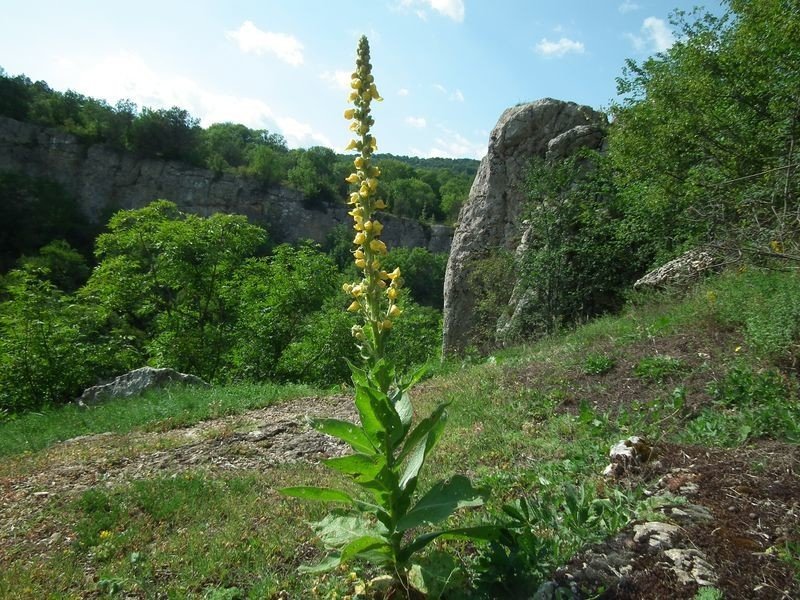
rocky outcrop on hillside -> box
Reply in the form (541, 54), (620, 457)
(442, 99), (607, 354)
(0, 116), (451, 252)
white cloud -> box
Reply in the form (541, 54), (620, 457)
(320, 69), (351, 91)
(535, 37), (585, 58)
(398, 88), (410, 96)
(618, 1), (640, 13)
(225, 21), (304, 66)
(405, 116), (427, 128)
(397, 0), (465, 23)
(433, 83), (465, 102)
(626, 17), (675, 53)
(411, 125), (485, 159)
(59, 51), (328, 148)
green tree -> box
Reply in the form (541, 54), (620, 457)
(386, 178), (438, 220)
(129, 107), (204, 164)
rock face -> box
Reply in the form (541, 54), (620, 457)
(0, 116), (451, 253)
(77, 366), (208, 406)
(442, 99), (606, 354)
(633, 248), (719, 291)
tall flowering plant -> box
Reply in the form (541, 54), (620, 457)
(282, 37), (492, 589)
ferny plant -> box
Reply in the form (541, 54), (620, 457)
(282, 36), (491, 591)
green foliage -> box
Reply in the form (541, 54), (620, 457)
(0, 172), (94, 272)
(16, 240), (90, 292)
(129, 106), (203, 164)
(286, 146), (341, 207)
(385, 299), (443, 372)
(386, 177), (438, 220)
(283, 360), (494, 581)
(464, 249), (515, 349)
(383, 247), (448, 309)
(708, 270), (800, 363)
(633, 355), (689, 382)
(475, 485), (636, 595)
(610, 0), (800, 258)
(519, 151), (638, 338)
(682, 364), (800, 446)
(84, 200), (267, 381)
(0, 269), (136, 412)
(582, 353), (615, 376)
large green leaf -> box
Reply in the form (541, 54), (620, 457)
(399, 525), (501, 564)
(297, 552), (342, 574)
(354, 382), (403, 448)
(325, 453), (383, 482)
(312, 513), (386, 549)
(397, 403), (449, 465)
(390, 389), (414, 432)
(396, 475), (488, 532)
(339, 535), (394, 567)
(280, 486), (355, 504)
(310, 417), (376, 455)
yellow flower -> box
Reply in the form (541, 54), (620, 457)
(389, 305), (402, 318)
(351, 78), (362, 89)
(388, 267), (402, 280)
(345, 173), (360, 184)
(370, 137), (378, 150)
(347, 301), (361, 313)
(342, 283), (353, 294)
(374, 199), (387, 210)
(359, 184), (370, 197)
(351, 285), (363, 297)
(387, 287), (398, 300)
(380, 319), (393, 331)
(348, 91), (359, 102)
(345, 139), (359, 151)
(355, 258), (366, 269)
(354, 156), (365, 169)
(353, 232), (367, 245)
(353, 249), (365, 259)
(369, 84), (383, 101)
(372, 220), (383, 235)
(367, 178), (378, 192)
(363, 220), (373, 232)
(349, 192), (360, 204)
(369, 239), (387, 254)
(99, 530), (111, 539)
(344, 108), (355, 120)
(770, 240), (784, 253)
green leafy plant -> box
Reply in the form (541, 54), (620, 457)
(282, 36), (492, 589)
(583, 353), (616, 375)
(633, 355), (688, 382)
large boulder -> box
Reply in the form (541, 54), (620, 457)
(76, 366), (209, 406)
(442, 99), (607, 354)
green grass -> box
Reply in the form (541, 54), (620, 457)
(0, 381), (323, 457)
(2, 268), (799, 597)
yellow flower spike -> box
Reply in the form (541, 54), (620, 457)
(387, 287), (398, 300)
(344, 108), (355, 120)
(389, 305), (402, 318)
(347, 301), (361, 313)
(369, 239), (387, 254)
(353, 232), (367, 245)
(345, 173), (360, 184)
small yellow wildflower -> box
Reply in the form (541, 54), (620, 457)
(353, 232), (367, 245)
(348, 301), (361, 313)
(387, 287), (399, 300)
(345, 173), (360, 184)
(374, 199), (387, 210)
(99, 530), (112, 540)
(354, 156), (365, 169)
(344, 108), (355, 120)
(388, 267), (401, 280)
(372, 221), (383, 235)
(389, 305), (402, 318)
(355, 258), (367, 269)
(369, 239), (387, 254)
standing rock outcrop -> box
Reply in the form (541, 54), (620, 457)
(442, 99), (606, 354)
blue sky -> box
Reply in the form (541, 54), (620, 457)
(0, 0), (724, 159)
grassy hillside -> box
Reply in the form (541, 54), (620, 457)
(1, 267), (798, 598)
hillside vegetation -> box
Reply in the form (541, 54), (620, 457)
(0, 1), (799, 596)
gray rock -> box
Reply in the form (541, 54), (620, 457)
(633, 521), (681, 549)
(442, 99), (606, 354)
(602, 436), (653, 477)
(77, 366), (209, 406)
(634, 248), (719, 291)
(0, 116), (451, 253)
(664, 548), (719, 586)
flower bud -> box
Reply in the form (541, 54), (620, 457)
(350, 78), (362, 89)
(345, 139), (359, 151)
(381, 319), (393, 331)
(347, 301), (361, 313)
(345, 173), (360, 184)
(354, 156), (365, 169)
(344, 108), (355, 120)
(374, 199), (387, 210)
(387, 287), (398, 300)
(369, 239), (387, 254)
(388, 267), (402, 280)
(353, 232), (367, 245)
(355, 258), (366, 269)
(389, 305), (402, 318)
(372, 220), (383, 235)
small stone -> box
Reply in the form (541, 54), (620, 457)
(633, 522), (681, 549)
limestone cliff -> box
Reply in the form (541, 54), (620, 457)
(0, 116), (451, 253)
(442, 99), (607, 354)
